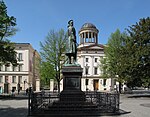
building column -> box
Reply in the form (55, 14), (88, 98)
(91, 32), (93, 42)
(96, 33), (98, 44)
(79, 34), (81, 44)
(50, 79), (54, 92)
(92, 32), (95, 42)
(36, 79), (40, 91)
(91, 56), (94, 75)
(82, 55), (85, 71)
(84, 32), (86, 43)
(82, 33), (84, 43)
(88, 32), (90, 42)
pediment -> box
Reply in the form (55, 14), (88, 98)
(78, 44), (104, 50)
(88, 45), (103, 49)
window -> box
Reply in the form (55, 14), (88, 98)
(18, 64), (23, 71)
(18, 76), (22, 83)
(0, 76), (3, 83)
(5, 76), (8, 83)
(85, 79), (89, 85)
(94, 67), (98, 75)
(95, 58), (98, 62)
(12, 66), (17, 71)
(103, 79), (107, 86)
(86, 58), (88, 62)
(5, 65), (9, 71)
(18, 53), (23, 61)
(85, 67), (89, 75)
(0, 65), (2, 71)
(12, 76), (16, 83)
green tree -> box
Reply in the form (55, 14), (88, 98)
(102, 18), (150, 90)
(100, 29), (128, 92)
(0, 1), (17, 65)
(40, 61), (55, 87)
(125, 17), (150, 88)
(40, 29), (67, 92)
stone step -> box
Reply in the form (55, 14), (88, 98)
(52, 101), (92, 105)
(30, 112), (100, 117)
(29, 110), (121, 117)
(47, 106), (98, 111)
(43, 109), (100, 116)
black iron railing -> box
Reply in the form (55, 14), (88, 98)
(28, 91), (59, 116)
(85, 91), (120, 112)
(28, 91), (120, 116)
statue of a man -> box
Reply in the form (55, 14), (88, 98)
(65, 20), (77, 64)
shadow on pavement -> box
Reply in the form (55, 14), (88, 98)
(0, 107), (28, 117)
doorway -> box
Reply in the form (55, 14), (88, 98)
(4, 83), (9, 93)
(93, 79), (99, 91)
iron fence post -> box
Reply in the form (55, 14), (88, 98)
(28, 87), (32, 116)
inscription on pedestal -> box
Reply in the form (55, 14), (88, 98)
(65, 77), (80, 89)
(62, 66), (82, 90)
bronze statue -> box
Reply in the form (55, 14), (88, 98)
(65, 20), (77, 64)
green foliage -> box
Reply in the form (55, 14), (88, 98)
(0, 1), (17, 40)
(99, 57), (109, 78)
(101, 29), (128, 81)
(40, 61), (55, 86)
(0, 1), (17, 65)
(103, 17), (150, 88)
(40, 29), (67, 91)
(125, 17), (150, 87)
(0, 40), (17, 65)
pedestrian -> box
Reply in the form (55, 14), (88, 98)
(12, 88), (15, 97)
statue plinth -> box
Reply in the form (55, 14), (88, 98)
(62, 65), (82, 90)
(60, 65), (85, 102)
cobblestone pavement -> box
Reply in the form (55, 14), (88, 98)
(0, 94), (150, 117)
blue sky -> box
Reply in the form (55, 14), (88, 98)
(4, 0), (150, 52)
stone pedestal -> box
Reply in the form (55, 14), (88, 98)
(60, 65), (85, 102)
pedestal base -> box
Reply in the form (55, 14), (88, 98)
(46, 65), (99, 116)
(60, 90), (85, 102)
(60, 65), (85, 102)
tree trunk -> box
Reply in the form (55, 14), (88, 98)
(119, 81), (122, 93)
(57, 80), (60, 93)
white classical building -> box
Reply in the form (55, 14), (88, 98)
(77, 23), (113, 91)
(57, 23), (114, 92)
(0, 43), (40, 94)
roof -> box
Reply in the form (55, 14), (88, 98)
(79, 22), (99, 33)
(81, 23), (96, 29)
